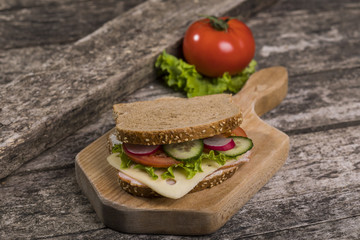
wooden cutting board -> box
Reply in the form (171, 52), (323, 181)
(75, 66), (290, 235)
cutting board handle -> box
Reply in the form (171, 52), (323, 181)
(232, 66), (288, 118)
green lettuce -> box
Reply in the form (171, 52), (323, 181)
(134, 165), (158, 180)
(161, 150), (234, 180)
(112, 144), (234, 180)
(112, 144), (132, 168)
(155, 51), (257, 97)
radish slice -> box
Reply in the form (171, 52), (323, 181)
(123, 143), (160, 156)
(203, 136), (235, 151)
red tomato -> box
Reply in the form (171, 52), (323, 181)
(183, 17), (255, 77)
(222, 127), (248, 138)
(231, 127), (247, 137)
(124, 149), (180, 168)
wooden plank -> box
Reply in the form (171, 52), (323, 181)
(2, 164), (359, 238)
(221, 186), (360, 236)
(262, 67), (360, 133)
(0, 0), (276, 179)
(249, 0), (360, 75)
(247, 0), (360, 140)
(252, 126), (360, 201)
(41, 216), (360, 240)
(49, 191), (360, 240)
(0, 0), (145, 49)
(239, 217), (360, 239)
(11, 83), (180, 175)
(0, 168), (104, 239)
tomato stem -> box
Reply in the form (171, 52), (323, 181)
(202, 15), (230, 32)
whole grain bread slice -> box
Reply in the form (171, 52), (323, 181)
(113, 94), (242, 145)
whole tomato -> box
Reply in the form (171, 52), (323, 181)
(183, 16), (255, 77)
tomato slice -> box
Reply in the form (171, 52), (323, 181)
(222, 127), (248, 138)
(231, 127), (248, 137)
(124, 149), (180, 168)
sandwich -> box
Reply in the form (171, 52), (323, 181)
(107, 94), (253, 199)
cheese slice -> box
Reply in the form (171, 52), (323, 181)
(107, 153), (240, 199)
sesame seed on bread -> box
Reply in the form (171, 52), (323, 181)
(113, 94), (242, 145)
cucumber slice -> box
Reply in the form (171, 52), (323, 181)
(217, 136), (253, 157)
(162, 140), (203, 161)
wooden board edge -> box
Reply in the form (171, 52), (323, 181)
(75, 157), (219, 234)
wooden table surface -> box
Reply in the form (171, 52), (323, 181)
(1, 0), (359, 239)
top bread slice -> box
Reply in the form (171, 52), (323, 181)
(113, 94), (242, 145)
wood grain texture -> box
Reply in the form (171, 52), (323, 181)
(0, 0), (145, 49)
(75, 67), (290, 235)
(0, 0), (276, 179)
(1, 0), (359, 238)
(250, 0), (360, 75)
(2, 126), (358, 239)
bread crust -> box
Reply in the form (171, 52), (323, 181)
(114, 114), (242, 145)
(113, 94), (243, 145)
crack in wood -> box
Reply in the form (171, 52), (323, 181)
(285, 120), (360, 136)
